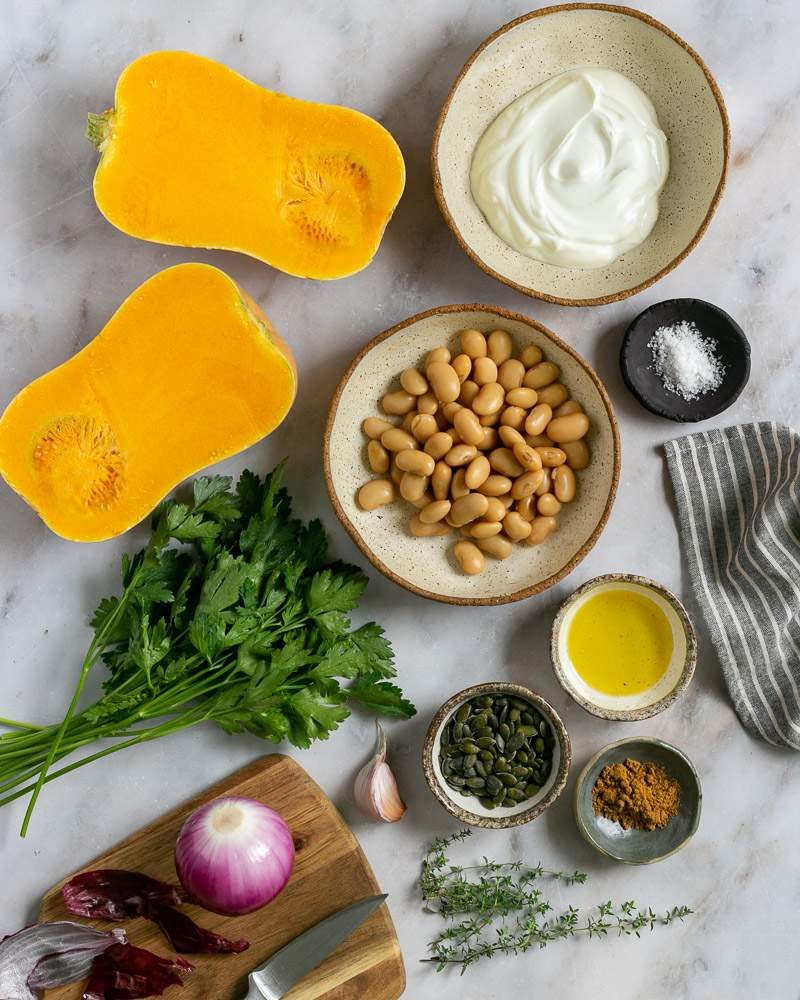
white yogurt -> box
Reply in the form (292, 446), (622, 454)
(470, 68), (669, 269)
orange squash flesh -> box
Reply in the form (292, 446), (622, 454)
(88, 51), (406, 280)
(0, 263), (296, 542)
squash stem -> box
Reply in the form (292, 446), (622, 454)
(86, 110), (113, 150)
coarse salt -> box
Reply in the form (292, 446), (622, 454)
(648, 320), (725, 401)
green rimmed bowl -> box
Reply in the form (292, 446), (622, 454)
(574, 737), (702, 864)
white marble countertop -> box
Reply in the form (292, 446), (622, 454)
(2, 1), (799, 997)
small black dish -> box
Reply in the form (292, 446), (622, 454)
(620, 299), (750, 422)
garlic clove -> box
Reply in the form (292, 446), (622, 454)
(354, 723), (407, 823)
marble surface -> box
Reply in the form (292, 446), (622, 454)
(2, 2), (799, 997)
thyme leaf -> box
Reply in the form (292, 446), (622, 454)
(421, 830), (692, 973)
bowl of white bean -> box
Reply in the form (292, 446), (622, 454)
(324, 304), (620, 605)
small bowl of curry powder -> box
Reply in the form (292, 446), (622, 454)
(574, 737), (701, 864)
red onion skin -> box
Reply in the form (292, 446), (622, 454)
(174, 797), (295, 916)
(83, 943), (192, 1000)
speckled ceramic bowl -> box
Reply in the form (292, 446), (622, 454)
(422, 682), (571, 829)
(432, 4), (730, 306)
(574, 737), (702, 863)
(324, 305), (620, 605)
(550, 574), (697, 720)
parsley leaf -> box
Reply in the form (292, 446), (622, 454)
(4, 467), (415, 832)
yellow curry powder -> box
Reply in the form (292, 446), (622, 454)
(591, 758), (680, 831)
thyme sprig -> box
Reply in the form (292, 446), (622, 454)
(421, 830), (692, 973)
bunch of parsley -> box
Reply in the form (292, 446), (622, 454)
(0, 465), (415, 835)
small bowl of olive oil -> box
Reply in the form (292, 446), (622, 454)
(550, 574), (697, 721)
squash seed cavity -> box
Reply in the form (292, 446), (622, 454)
(34, 416), (125, 511)
(281, 152), (369, 247)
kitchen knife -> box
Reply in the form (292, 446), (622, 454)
(245, 894), (388, 1000)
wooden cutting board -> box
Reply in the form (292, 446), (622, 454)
(40, 754), (405, 999)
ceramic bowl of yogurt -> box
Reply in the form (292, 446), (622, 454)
(433, 5), (729, 306)
(550, 574), (697, 720)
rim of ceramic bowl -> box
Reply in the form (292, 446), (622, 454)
(323, 303), (621, 606)
(431, 3), (731, 307)
(550, 573), (697, 720)
(422, 682), (572, 829)
(573, 736), (703, 863)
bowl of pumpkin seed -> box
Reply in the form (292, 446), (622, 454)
(422, 681), (571, 828)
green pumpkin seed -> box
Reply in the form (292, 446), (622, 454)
(505, 732), (525, 753)
(441, 694), (555, 810)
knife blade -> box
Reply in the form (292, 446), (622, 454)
(245, 894), (387, 1000)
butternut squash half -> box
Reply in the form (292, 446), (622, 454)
(87, 51), (406, 280)
(0, 263), (296, 542)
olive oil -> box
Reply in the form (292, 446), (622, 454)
(566, 589), (673, 696)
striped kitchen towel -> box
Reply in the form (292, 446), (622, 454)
(664, 422), (800, 749)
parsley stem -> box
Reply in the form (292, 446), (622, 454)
(0, 707), (209, 810)
(0, 717), (42, 732)
(19, 580), (136, 837)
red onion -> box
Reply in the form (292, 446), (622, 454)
(0, 921), (124, 999)
(174, 796), (294, 915)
